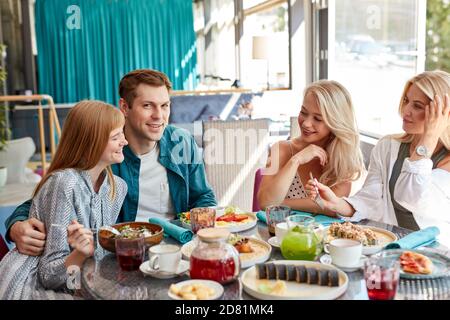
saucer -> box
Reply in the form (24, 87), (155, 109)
(319, 254), (367, 272)
(268, 236), (281, 248)
(140, 260), (189, 279)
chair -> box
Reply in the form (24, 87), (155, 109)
(202, 119), (270, 212)
(252, 168), (263, 212)
(0, 137), (42, 207)
(0, 234), (9, 261)
(0, 137), (42, 184)
(289, 116), (300, 139)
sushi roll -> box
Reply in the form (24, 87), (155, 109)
(286, 265), (296, 281)
(306, 268), (318, 284)
(328, 269), (339, 287)
(255, 263), (267, 279)
(266, 263), (277, 280)
(295, 265), (307, 283)
(318, 269), (329, 286)
(275, 264), (287, 280)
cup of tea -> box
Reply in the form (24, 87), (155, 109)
(364, 255), (400, 300)
(190, 207), (216, 234)
(115, 234), (145, 271)
(275, 222), (289, 244)
(325, 239), (362, 268)
(148, 244), (181, 274)
(265, 205), (291, 236)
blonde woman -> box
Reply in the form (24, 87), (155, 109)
(0, 100), (128, 299)
(306, 70), (450, 246)
(258, 80), (365, 214)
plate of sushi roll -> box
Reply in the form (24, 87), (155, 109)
(241, 261), (348, 300)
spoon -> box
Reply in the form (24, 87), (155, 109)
(51, 224), (121, 236)
(99, 225), (121, 236)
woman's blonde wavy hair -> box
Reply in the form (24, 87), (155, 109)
(302, 80), (365, 187)
(33, 100), (125, 199)
(395, 70), (450, 149)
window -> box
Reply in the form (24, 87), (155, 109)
(194, 0), (236, 89)
(241, 0), (290, 89)
(328, 0), (425, 136)
(193, 0), (290, 91)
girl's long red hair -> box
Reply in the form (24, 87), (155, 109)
(33, 100), (124, 199)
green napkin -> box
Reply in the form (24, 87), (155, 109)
(384, 226), (440, 250)
(256, 210), (343, 226)
(148, 217), (193, 244)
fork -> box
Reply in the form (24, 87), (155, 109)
(309, 172), (325, 210)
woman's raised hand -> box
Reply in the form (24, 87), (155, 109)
(291, 144), (328, 166)
(67, 220), (94, 258)
(424, 93), (450, 142)
(305, 179), (339, 210)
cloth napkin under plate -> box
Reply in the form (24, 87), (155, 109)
(256, 210), (343, 226)
(148, 217), (193, 244)
(384, 226), (440, 250)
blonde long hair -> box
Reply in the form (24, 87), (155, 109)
(395, 70), (450, 149)
(303, 80), (365, 187)
(33, 100), (125, 198)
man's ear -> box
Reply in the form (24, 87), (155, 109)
(119, 98), (129, 116)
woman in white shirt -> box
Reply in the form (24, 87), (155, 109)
(306, 70), (450, 246)
(258, 80), (365, 214)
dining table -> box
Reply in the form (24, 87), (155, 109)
(80, 218), (450, 300)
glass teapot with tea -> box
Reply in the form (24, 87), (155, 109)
(280, 214), (324, 260)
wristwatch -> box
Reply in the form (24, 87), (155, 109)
(415, 145), (430, 158)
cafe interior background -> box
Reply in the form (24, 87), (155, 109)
(0, 0), (449, 300)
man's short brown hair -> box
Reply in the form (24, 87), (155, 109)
(119, 69), (172, 107)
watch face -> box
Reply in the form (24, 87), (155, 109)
(416, 145), (428, 157)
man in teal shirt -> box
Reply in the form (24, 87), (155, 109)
(5, 69), (216, 256)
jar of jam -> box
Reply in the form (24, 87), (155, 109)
(189, 228), (240, 284)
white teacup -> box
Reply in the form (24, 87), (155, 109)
(325, 239), (362, 268)
(275, 222), (289, 244)
(148, 244), (181, 274)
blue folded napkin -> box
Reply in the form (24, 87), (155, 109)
(384, 226), (440, 250)
(256, 210), (343, 226)
(148, 217), (193, 244)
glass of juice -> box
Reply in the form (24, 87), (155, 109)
(265, 205), (291, 236)
(115, 234), (145, 271)
(190, 207), (216, 234)
(364, 255), (400, 300)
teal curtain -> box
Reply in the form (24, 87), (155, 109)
(35, 0), (197, 105)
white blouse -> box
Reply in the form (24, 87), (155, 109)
(343, 136), (450, 247)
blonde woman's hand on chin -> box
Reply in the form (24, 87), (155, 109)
(67, 220), (94, 258)
(291, 144), (328, 166)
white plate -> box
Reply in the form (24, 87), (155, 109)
(241, 260), (348, 300)
(268, 236), (281, 248)
(182, 213), (258, 233)
(375, 249), (450, 280)
(181, 236), (271, 269)
(324, 225), (398, 255)
(140, 260), (189, 279)
(319, 254), (368, 272)
(168, 279), (224, 300)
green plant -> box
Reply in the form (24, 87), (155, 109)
(0, 43), (9, 152)
(426, 0), (450, 72)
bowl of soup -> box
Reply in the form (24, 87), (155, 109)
(98, 222), (164, 253)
